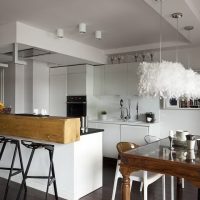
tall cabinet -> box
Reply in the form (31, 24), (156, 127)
(49, 64), (94, 117)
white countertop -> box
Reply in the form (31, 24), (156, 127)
(89, 119), (159, 127)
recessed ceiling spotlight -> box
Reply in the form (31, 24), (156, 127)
(79, 23), (86, 34)
(56, 28), (64, 38)
(95, 30), (102, 40)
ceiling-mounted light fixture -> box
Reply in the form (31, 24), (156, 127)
(56, 28), (64, 38)
(79, 23), (86, 34)
(95, 30), (102, 40)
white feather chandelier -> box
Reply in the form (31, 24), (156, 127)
(137, 1), (200, 99)
(138, 61), (200, 99)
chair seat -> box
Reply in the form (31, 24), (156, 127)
(118, 169), (163, 183)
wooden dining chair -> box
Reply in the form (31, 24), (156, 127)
(111, 142), (166, 200)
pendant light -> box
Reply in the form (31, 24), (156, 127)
(138, 1), (186, 98)
(184, 26), (194, 69)
(171, 12), (183, 62)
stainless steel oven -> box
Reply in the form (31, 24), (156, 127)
(66, 96), (87, 117)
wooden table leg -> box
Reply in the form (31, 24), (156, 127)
(198, 188), (200, 200)
(120, 164), (132, 200)
(176, 177), (182, 200)
(121, 174), (130, 200)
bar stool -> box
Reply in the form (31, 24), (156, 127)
(16, 140), (58, 200)
(0, 136), (27, 200)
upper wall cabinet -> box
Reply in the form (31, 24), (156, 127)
(93, 65), (105, 96)
(67, 65), (86, 95)
(127, 63), (139, 96)
(104, 63), (127, 96)
(93, 63), (139, 96)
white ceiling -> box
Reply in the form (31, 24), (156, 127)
(0, 0), (192, 51)
(1, 0), (200, 65)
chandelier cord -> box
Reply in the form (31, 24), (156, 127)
(159, 0), (163, 63)
(187, 30), (191, 69)
(176, 18), (179, 62)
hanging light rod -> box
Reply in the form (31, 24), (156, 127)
(184, 26), (194, 31)
(171, 12), (183, 19)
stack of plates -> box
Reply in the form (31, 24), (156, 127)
(173, 139), (187, 148)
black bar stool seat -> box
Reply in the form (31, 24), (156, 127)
(0, 136), (27, 200)
(16, 140), (58, 200)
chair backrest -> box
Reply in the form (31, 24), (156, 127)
(144, 135), (160, 144)
(116, 142), (139, 154)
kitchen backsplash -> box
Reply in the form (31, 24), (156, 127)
(87, 95), (160, 122)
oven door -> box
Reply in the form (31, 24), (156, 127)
(67, 102), (86, 117)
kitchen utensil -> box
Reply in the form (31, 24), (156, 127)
(196, 139), (200, 151)
(186, 134), (195, 140)
(186, 140), (196, 150)
(176, 130), (188, 141)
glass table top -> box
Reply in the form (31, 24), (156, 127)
(124, 138), (200, 165)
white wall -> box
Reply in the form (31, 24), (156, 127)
(15, 64), (25, 113)
(4, 63), (25, 113)
(4, 63), (15, 112)
(88, 95), (160, 122)
(24, 60), (33, 113)
(49, 67), (67, 116)
(32, 60), (49, 114)
(160, 110), (200, 137)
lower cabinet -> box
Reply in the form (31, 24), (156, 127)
(121, 125), (148, 145)
(88, 122), (160, 159)
(88, 122), (120, 158)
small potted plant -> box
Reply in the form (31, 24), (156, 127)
(100, 111), (107, 120)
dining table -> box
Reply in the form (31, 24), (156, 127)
(120, 137), (200, 200)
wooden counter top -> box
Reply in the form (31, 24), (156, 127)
(0, 114), (80, 144)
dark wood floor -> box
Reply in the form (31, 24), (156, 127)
(0, 158), (197, 200)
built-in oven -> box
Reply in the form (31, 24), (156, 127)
(66, 96), (87, 117)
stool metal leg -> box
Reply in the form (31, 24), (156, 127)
(0, 142), (6, 160)
(45, 150), (53, 200)
(3, 144), (17, 200)
(45, 150), (58, 200)
(51, 161), (58, 200)
(17, 142), (27, 193)
(16, 148), (35, 200)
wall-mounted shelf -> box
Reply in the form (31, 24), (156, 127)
(161, 98), (200, 110)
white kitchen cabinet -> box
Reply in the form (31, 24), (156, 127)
(93, 65), (105, 96)
(93, 63), (139, 96)
(67, 65), (86, 95)
(121, 125), (148, 145)
(49, 67), (67, 116)
(89, 122), (120, 159)
(127, 63), (139, 96)
(104, 63), (127, 96)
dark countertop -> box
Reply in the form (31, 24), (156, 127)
(81, 128), (104, 136)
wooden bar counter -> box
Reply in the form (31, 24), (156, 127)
(0, 114), (80, 144)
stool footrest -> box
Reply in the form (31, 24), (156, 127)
(26, 175), (54, 179)
(11, 170), (22, 177)
(0, 167), (22, 171)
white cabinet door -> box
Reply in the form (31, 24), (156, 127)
(49, 67), (67, 116)
(127, 63), (139, 96)
(93, 66), (105, 96)
(104, 63), (127, 96)
(96, 123), (120, 159)
(121, 125), (148, 145)
(67, 65), (86, 95)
